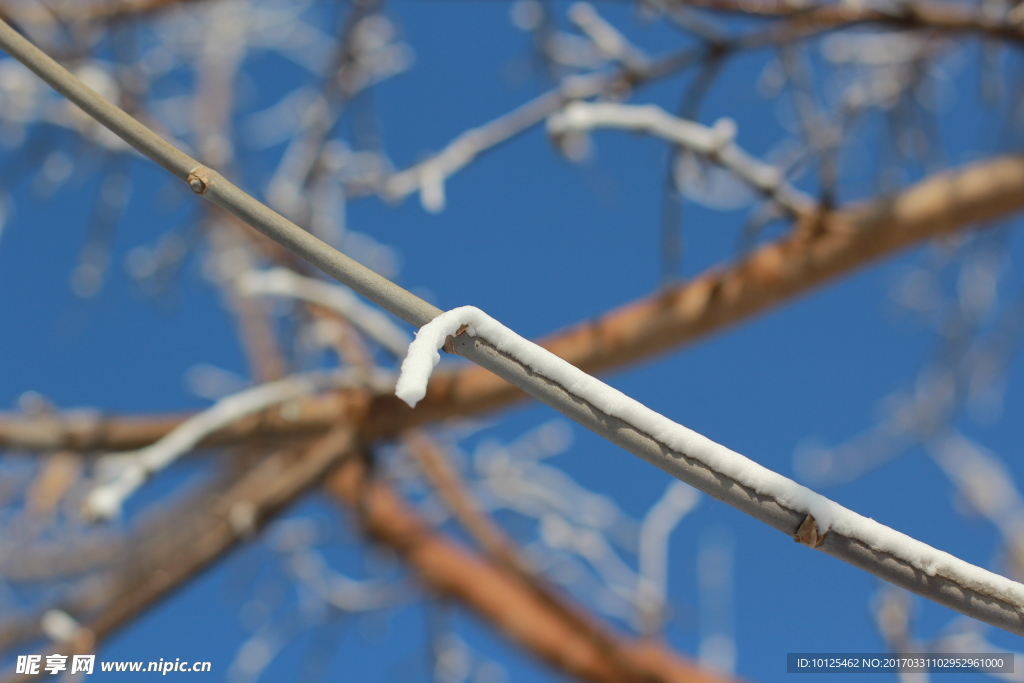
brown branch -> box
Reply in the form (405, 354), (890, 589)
(668, 0), (1024, 45)
(1, 422), (739, 683)
(403, 431), (668, 681)
(0, 423), (360, 682)
(360, 153), (1024, 435)
(403, 432), (520, 568)
(88, 429), (359, 638)
(0, 0), (215, 25)
(4, 153), (1024, 451)
(326, 456), (738, 683)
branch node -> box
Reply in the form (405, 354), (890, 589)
(794, 514), (827, 548)
(442, 324), (471, 354)
(187, 167), (211, 195)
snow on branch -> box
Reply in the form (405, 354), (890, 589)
(84, 369), (393, 521)
(637, 481), (699, 633)
(568, 3), (649, 70)
(546, 101), (815, 216)
(397, 306), (1024, 628)
(235, 267), (412, 358)
(380, 74), (609, 212)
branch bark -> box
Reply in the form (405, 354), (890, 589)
(665, 0), (1024, 45)
(0, 0), (214, 24)
(1, 424), (359, 683)
(4, 8), (1024, 643)
(326, 457), (737, 683)
(4, 153), (1024, 451)
(3, 424), (738, 683)
(360, 153), (1024, 437)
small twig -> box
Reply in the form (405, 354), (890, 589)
(0, 17), (441, 328)
(636, 481), (700, 634)
(0, 425), (361, 683)
(83, 369), (391, 520)
(547, 100), (816, 216)
(236, 267), (412, 358)
(380, 76), (606, 211)
(568, 2), (649, 70)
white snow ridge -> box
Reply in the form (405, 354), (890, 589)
(397, 305), (1024, 609)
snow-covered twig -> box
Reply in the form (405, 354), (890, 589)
(539, 514), (640, 602)
(379, 40), (705, 212)
(637, 481), (699, 633)
(546, 101), (815, 216)
(380, 73), (610, 212)
(235, 267), (411, 358)
(396, 305), (1024, 634)
(568, 3), (649, 70)
(84, 369), (393, 520)
(285, 548), (408, 611)
(928, 432), (1024, 567)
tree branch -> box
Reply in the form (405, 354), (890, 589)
(4, 14), (1024, 634)
(326, 457), (738, 683)
(360, 153), (1024, 437)
(0, 0), (215, 24)
(0, 424), (360, 683)
(4, 153), (1024, 451)
(663, 0), (1024, 46)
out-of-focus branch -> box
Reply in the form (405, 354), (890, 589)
(83, 370), (390, 520)
(546, 101), (815, 216)
(0, 0), (214, 24)
(662, 0), (1024, 46)
(403, 431), (679, 682)
(5, 153), (1024, 451)
(236, 267), (412, 358)
(404, 432), (522, 569)
(326, 457), (737, 683)
(378, 74), (613, 211)
(376, 48), (705, 211)
(0, 424), (360, 683)
(3, 432), (740, 683)
(360, 152), (1024, 436)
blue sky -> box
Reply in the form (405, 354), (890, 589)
(2, 0), (1024, 681)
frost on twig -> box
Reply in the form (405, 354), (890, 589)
(380, 75), (609, 212)
(227, 518), (409, 683)
(636, 481), (699, 633)
(235, 267), (412, 358)
(432, 420), (662, 621)
(396, 306), (1024, 624)
(568, 3), (649, 71)
(84, 369), (394, 521)
(547, 101), (815, 216)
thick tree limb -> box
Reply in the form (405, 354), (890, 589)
(326, 457), (736, 683)
(0, 424), (360, 682)
(0, 0), (214, 24)
(3, 153), (1024, 451)
(361, 153), (1024, 436)
(2, 425), (737, 683)
(665, 0), (1024, 45)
